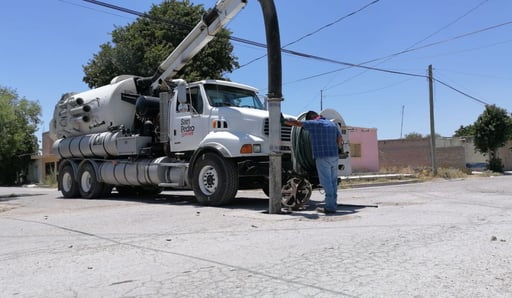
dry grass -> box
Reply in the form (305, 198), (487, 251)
(42, 171), (58, 188)
(379, 166), (470, 180)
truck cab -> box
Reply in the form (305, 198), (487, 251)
(165, 79), (293, 204)
(170, 80), (288, 156)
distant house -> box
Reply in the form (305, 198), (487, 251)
(29, 132), (59, 184)
(347, 127), (379, 173)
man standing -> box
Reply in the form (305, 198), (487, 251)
(284, 111), (343, 214)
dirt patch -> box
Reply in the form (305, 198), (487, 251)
(0, 204), (16, 213)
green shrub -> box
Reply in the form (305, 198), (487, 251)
(488, 157), (504, 173)
(42, 171), (57, 188)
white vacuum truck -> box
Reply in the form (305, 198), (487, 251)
(50, 0), (351, 206)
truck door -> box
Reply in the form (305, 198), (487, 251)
(170, 86), (208, 152)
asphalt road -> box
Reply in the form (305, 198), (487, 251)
(1, 176), (511, 297)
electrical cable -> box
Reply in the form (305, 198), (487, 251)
(80, 0), (510, 83)
(434, 78), (490, 105)
(239, 0), (381, 68)
(81, 0), (495, 106)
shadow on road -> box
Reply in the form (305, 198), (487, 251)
(55, 191), (377, 219)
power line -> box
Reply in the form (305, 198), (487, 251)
(82, 0), (193, 28)
(374, 19), (512, 63)
(83, 0), (145, 18)
(59, 0), (131, 20)
(290, 16), (512, 98)
(82, 0), (512, 81)
(81, 0), (492, 106)
(230, 36), (425, 78)
(239, 0), (381, 68)
(321, 0), (491, 91)
(394, 0), (490, 58)
(434, 78), (490, 105)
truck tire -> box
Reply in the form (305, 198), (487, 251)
(59, 164), (80, 198)
(78, 162), (105, 199)
(192, 152), (238, 206)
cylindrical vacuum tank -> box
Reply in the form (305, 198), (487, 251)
(50, 78), (138, 139)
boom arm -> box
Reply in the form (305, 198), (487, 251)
(150, 0), (247, 91)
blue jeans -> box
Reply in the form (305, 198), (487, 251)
(315, 156), (339, 211)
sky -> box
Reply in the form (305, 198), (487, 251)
(1, 0), (511, 143)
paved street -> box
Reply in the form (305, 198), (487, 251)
(1, 175), (511, 297)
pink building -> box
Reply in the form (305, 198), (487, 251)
(348, 127), (379, 173)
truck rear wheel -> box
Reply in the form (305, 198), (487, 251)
(192, 153), (238, 206)
(78, 162), (105, 199)
(59, 164), (80, 198)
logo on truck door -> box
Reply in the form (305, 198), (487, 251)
(180, 118), (195, 136)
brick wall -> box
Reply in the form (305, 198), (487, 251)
(498, 140), (512, 170)
(42, 132), (54, 155)
(379, 138), (465, 169)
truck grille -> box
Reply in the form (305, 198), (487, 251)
(263, 118), (292, 151)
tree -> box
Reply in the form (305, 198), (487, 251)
(83, 0), (238, 88)
(453, 124), (476, 137)
(473, 105), (512, 172)
(0, 86), (41, 185)
(404, 132), (424, 139)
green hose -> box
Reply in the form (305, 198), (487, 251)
(291, 115), (316, 174)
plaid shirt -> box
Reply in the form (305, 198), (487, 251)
(301, 117), (341, 159)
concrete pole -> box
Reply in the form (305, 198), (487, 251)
(428, 65), (438, 176)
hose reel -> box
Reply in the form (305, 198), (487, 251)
(281, 176), (312, 210)
(290, 113), (316, 175)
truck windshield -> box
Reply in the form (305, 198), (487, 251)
(205, 84), (264, 109)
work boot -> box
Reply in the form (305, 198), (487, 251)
(316, 207), (336, 214)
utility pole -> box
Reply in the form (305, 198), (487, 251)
(400, 105), (404, 139)
(320, 90), (323, 111)
(428, 65), (438, 176)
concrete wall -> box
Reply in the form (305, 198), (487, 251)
(378, 138), (466, 170)
(499, 140), (512, 170)
(378, 137), (512, 171)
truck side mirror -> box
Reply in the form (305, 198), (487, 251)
(176, 80), (187, 104)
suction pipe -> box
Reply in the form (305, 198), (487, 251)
(258, 0), (283, 214)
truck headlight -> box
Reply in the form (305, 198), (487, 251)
(240, 144), (261, 154)
(253, 144), (261, 153)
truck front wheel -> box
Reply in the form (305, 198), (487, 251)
(78, 162), (105, 199)
(192, 153), (238, 206)
(59, 164), (79, 198)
